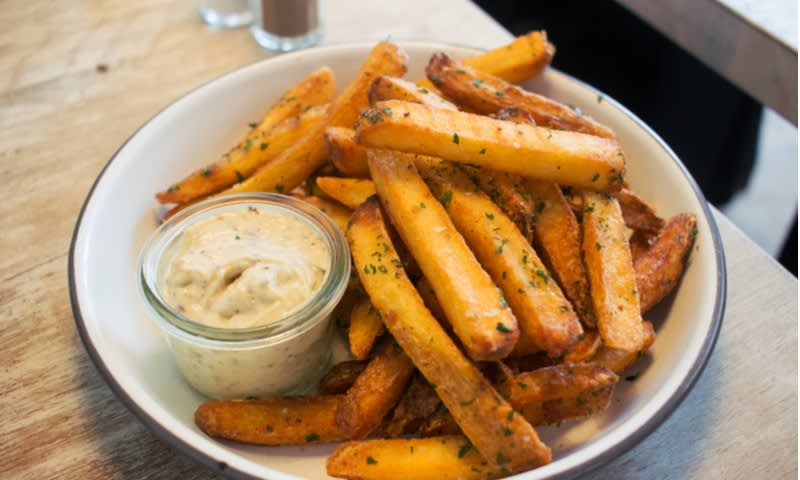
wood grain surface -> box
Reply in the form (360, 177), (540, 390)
(0, 1), (796, 479)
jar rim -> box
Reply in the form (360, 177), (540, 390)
(137, 193), (351, 346)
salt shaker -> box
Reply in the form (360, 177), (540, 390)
(250, 0), (323, 52)
(199, 0), (253, 28)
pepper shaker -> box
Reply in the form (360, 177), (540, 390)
(249, 0), (323, 52)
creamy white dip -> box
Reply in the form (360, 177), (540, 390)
(160, 207), (330, 328)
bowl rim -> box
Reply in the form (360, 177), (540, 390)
(68, 40), (726, 480)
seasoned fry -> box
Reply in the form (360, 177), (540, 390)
(491, 106), (537, 125)
(563, 330), (602, 363)
(526, 180), (596, 327)
(327, 435), (506, 480)
(355, 101), (626, 192)
(582, 191), (647, 352)
(224, 41), (407, 195)
(195, 396), (345, 445)
(326, 127), (371, 177)
(348, 197), (551, 471)
(617, 188), (665, 236)
(319, 361), (367, 395)
(299, 195), (353, 233)
(426, 52), (614, 138)
(348, 297), (385, 360)
(629, 229), (653, 263)
(593, 320), (655, 374)
(336, 340), (415, 439)
(369, 75), (458, 110)
(635, 213), (698, 312)
(415, 277), (448, 327)
(316, 177), (376, 209)
(368, 151), (519, 361)
(418, 160), (582, 358)
(498, 363), (617, 426)
(384, 374), (443, 437)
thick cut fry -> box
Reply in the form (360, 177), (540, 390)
(384, 374), (443, 437)
(327, 435), (506, 480)
(194, 396), (345, 445)
(326, 127), (371, 177)
(418, 160), (582, 358)
(563, 330), (602, 363)
(316, 177), (376, 209)
(426, 52), (615, 139)
(582, 191), (647, 352)
(157, 104), (330, 205)
(526, 180), (596, 327)
(635, 213), (698, 312)
(593, 320), (655, 374)
(336, 340), (415, 439)
(356, 101), (626, 192)
(348, 197), (551, 471)
(617, 188), (665, 236)
(319, 361), (367, 395)
(369, 75), (458, 110)
(491, 106), (537, 125)
(299, 195), (353, 234)
(368, 151), (519, 361)
(498, 363), (617, 426)
(224, 42), (407, 195)
(348, 297), (385, 360)
(415, 277), (448, 327)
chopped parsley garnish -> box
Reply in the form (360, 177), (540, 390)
(366, 456), (378, 465)
(595, 242), (603, 250)
(266, 425), (274, 432)
(201, 167), (212, 176)
(382, 107), (393, 116)
(275, 184), (284, 193)
(458, 443), (473, 458)
(439, 190), (453, 207)
(260, 142), (268, 150)
(479, 147), (486, 154)
(472, 79), (484, 86)
(248, 122), (258, 128)
(305, 433), (320, 442)
(452, 132), (460, 144)
(496, 322), (512, 333)
(592, 172), (600, 182)
(485, 212), (495, 220)
(235, 170), (245, 182)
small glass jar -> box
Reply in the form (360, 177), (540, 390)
(249, 0), (323, 52)
(138, 193), (350, 399)
(199, 0), (253, 28)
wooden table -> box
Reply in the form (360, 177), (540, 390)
(1, 1), (796, 478)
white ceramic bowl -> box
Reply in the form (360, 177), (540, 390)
(69, 42), (725, 479)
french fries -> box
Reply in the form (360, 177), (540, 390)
(299, 195), (353, 233)
(418, 159), (582, 358)
(316, 177), (376, 209)
(383, 374), (443, 437)
(368, 151), (519, 361)
(426, 52), (615, 138)
(348, 297), (385, 360)
(369, 75), (458, 110)
(319, 361), (367, 395)
(617, 188), (665, 236)
(348, 196), (551, 471)
(326, 126), (371, 177)
(195, 396), (346, 445)
(355, 100), (626, 192)
(582, 191), (648, 352)
(336, 339), (416, 439)
(563, 330), (602, 363)
(593, 320), (656, 374)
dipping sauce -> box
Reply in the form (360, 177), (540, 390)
(160, 207), (330, 328)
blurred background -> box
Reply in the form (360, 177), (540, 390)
(473, 0), (798, 274)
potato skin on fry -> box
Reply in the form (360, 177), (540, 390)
(348, 196), (551, 472)
(635, 213), (698, 312)
(319, 361), (367, 395)
(356, 100), (626, 192)
(326, 127), (371, 177)
(316, 177), (377, 210)
(593, 320), (656, 374)
(194, 396), (345, 445)
(369, 75), (458, 111)
(616, 188), (665, 236)
(348, 297), (385, 360)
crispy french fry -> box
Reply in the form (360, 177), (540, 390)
(368, 151), (519, 361)
(327, 435), (506, 480)
(617, 188), (665, 236)
(326, 126), (371, 177)
(316, 177), (377, 210)
(502, 354), (556, 374)
(635, 213), (698, 312)
(224, 42), (407, 195)
(491, 106), (537, 125)
(582, 191), (647, 352)
(593, 320), (655, 374)
(426, 52), (614, 138)
(498, 363), (617, 426)
(384, 374), (443, 438)
(355, 101), (626, 192)
(348, 297), (385, 360)
(369, 75), (458, 110)
(415, 277), (448, 327)
(629, 229), (653, 263)
(336, 340), (415, 439)
(526, 180), (596, 327)
(348, 197), (551, 471)
(319, 361), (367, 395)
(298, 195), (353, 234)
(563, 330), (602, 363)
(194, 396), (345, 445)
(418, 160), (582, 358)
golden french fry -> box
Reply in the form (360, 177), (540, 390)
(526, 180), (596, 327)
(635, 213), (698, 312)
(418, 160), (582, 358)
(224, 42), (407, 195)
(194, 396), (345, 445)
(383, 374), (442, 438)
(617, 188), (665, 236)
(336, 340), (415, 439)
(319, 361), (367, 395)
(316, 177), (377, 210)
(348, 196), (551, 471)
(326, 126), (371, 177)
(355, 101), (626, 192)
(582, 191), (647, 352)
(327, 435), (506, 480)
(563, 330), (602, 363)
(593, 320), (655, 374)
(426, 52), (615, 138)
(369, 75), (459, 110)
(368, 151), (519, 361)
(299, 195), (353, 234)
(415, 277), (448, 327)
(348, 297), (385, 360)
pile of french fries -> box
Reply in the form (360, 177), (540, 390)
(156, 31), (698, 479)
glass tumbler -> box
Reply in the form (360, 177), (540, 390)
(250, 0), (323, 52)
(199, 0), (253, 28)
